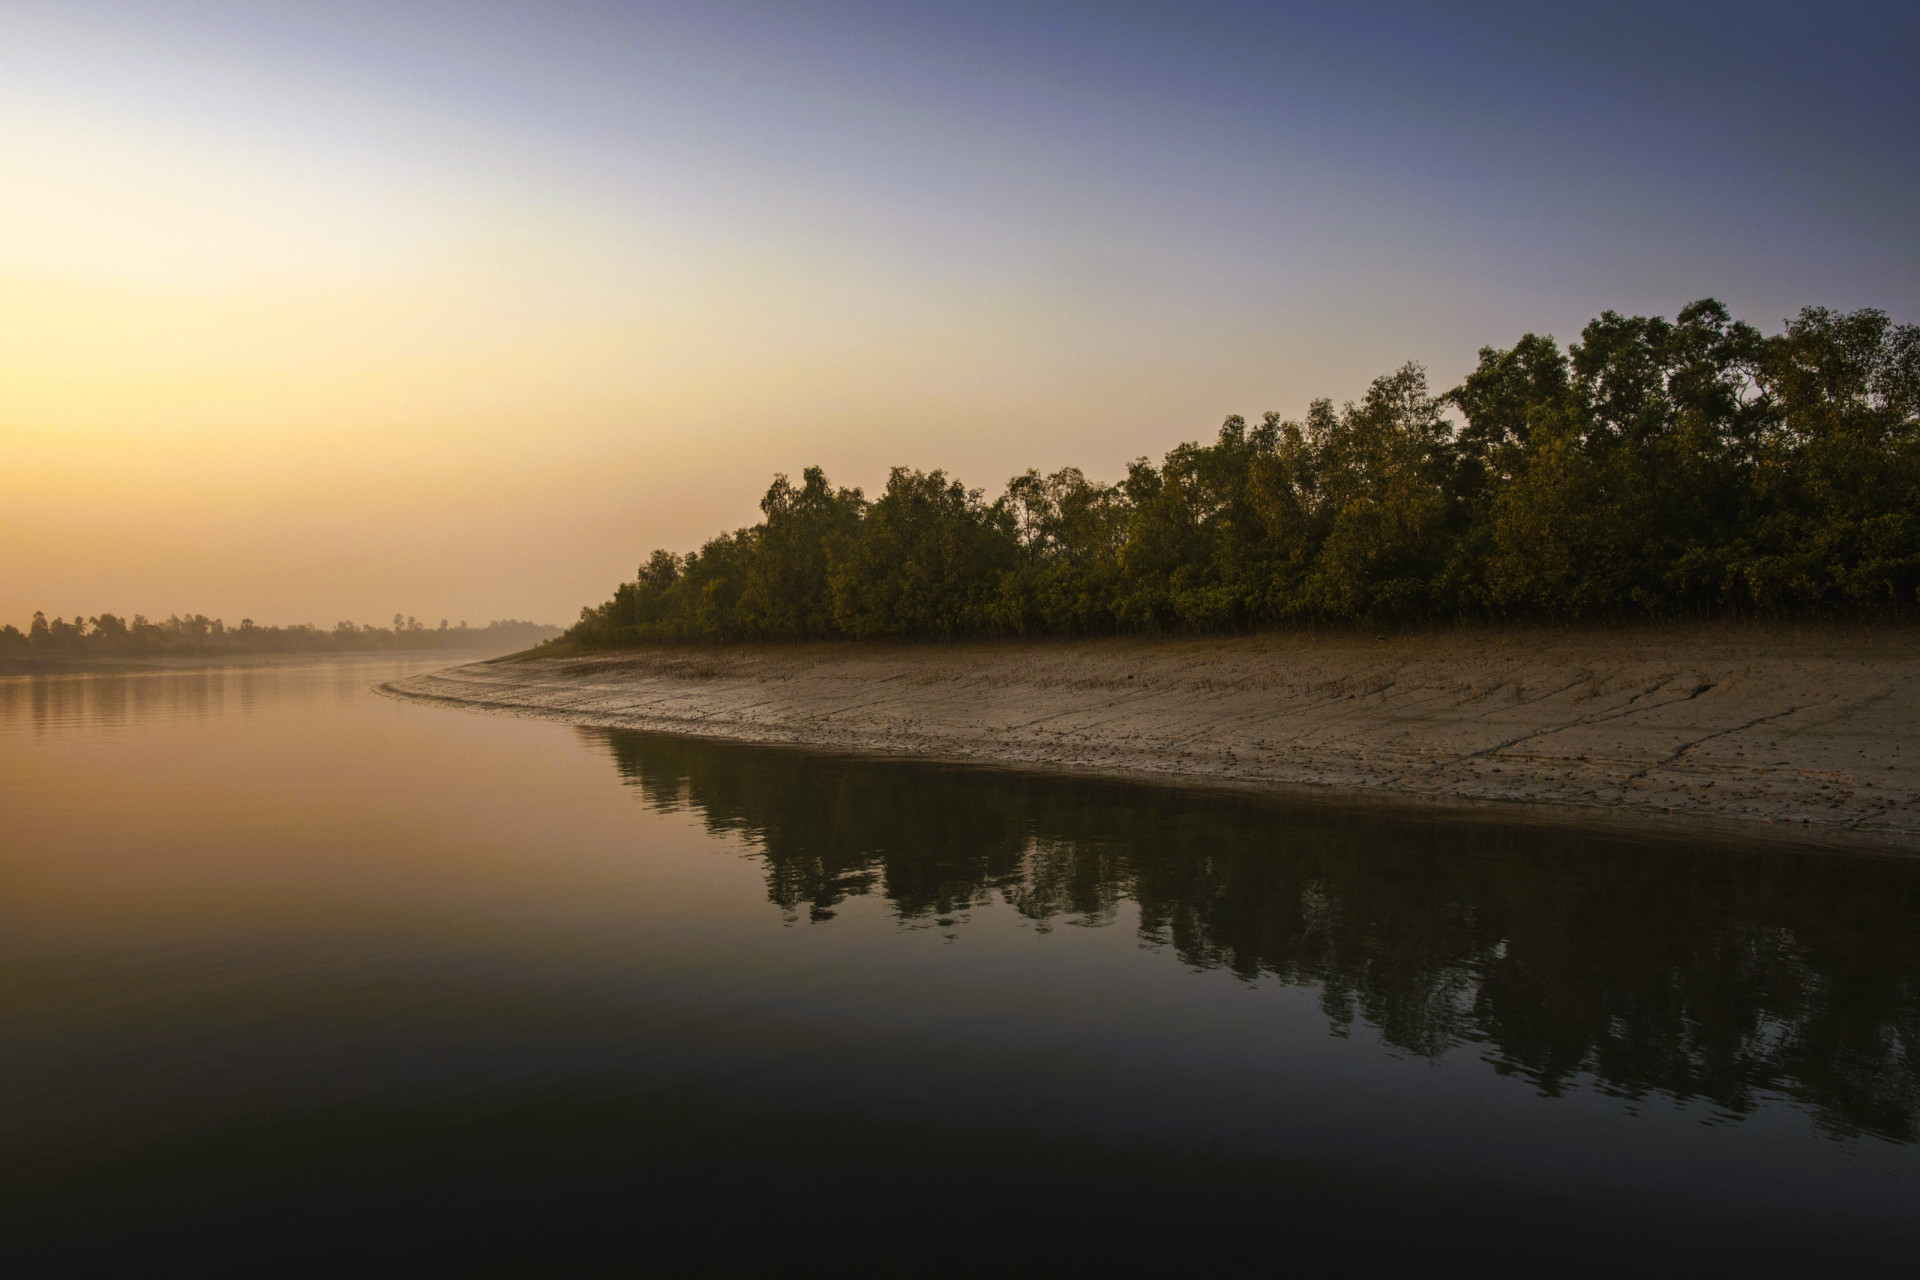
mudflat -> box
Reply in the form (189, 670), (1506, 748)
(380, 625), (1920, 846)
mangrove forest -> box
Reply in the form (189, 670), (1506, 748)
(565, 300), (1919, 645)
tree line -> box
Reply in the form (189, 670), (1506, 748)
(565, 300), (1918, 646)
(1, 612), (560, 656)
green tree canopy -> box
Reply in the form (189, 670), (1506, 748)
(562, 299), (1920, 648)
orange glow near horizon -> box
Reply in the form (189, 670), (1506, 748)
(0, 81), (1305, 628)
(5, 2), (1913, 628)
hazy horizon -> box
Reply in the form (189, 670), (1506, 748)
(6, 0), (1916, 626)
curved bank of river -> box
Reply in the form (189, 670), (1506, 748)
(380, 625), (1920, 847)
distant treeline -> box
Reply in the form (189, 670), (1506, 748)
(1, 612), (560, 657)
(566, 300), (1918, 646)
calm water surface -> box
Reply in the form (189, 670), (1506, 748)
(2, 656), (1916, 1272)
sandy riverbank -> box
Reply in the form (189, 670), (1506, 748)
(379, 626), (1920, 847)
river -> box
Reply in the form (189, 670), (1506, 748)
(2, 655), (1914, 1272)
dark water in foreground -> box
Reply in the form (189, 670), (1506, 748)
(2, 657), (1916, 1273)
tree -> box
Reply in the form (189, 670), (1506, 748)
(1301, 364), (1453, 621)
(830, 468), (1015, 638)
(1735, 307), (1920, 611)
(735, 468), (865, 639)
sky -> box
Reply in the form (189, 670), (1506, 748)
(3, 0), (1915, 628)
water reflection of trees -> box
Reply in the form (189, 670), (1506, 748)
(0, 664), (383, 733)
(593, 729), (1920, 1143)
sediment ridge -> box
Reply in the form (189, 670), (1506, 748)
(379, 626), (1920, 847)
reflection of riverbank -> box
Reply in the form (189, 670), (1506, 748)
(381, 626), (1920, 843)
(1, 648), (529, 678)
(0, 653), (474, 732)
(0, 647), (532, 678)
(591, 726), (1920, 1146)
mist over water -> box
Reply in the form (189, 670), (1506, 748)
(3, 656), (1915, 1270)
